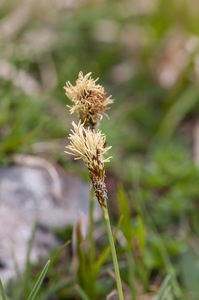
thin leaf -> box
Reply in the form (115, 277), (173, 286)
(38, 278), (75, 300)
(24, 218), (39, 296)
(156, 275), (171, 300)
(180, 247), (199, 296)
(136, 215), (145, 252)
(131, 192), (145, 252)
(156, 86), (199, 139)
(11, 248), (22, 282)
(76, 219), (92, 296)
(118, 185), (132, 241)
(49, 240), (71, 268)
(161, 286), (171, 300)
(23, 118), (49, 145)
(27, 260), (50, 300)
(0, 279), (7, 300)
(132, 191), (182, 298)
(75, 285), (91, 300)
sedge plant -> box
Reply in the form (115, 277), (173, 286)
(64, 72), (124, 299)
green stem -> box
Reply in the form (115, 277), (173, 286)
(89, 189), (95, 266)
(102, 204), (124, 300)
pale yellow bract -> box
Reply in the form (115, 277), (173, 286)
(65, 121), (112, 172)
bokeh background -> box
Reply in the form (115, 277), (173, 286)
(1, 0), (199, 299)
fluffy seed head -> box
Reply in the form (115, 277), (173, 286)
(64, 72), (114, 127)
(65, 121), (112, 172)
(65, 121), (112, 207)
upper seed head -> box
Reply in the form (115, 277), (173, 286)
(64, 72), (114, 128)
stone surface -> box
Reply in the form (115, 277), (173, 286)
(0, 165), (101, 284)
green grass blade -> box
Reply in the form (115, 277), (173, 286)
(23, 118), (49, 145)
(27, 260), (50, 300)
(49, 240), (71, 267)
(155, 275), (171, 300)
(0, 279), (7, 300)
(161, 286), (171, 300)
(132, 190), (182, 298)
(155, 85), (199, 139)
(76, 220), (92, 295)
(118, 185), (132, 241)
(11, 248), (22, 282)
(25, 218), (39, 295)
(75, 285), (91, 300)
(38, 278), (75, 300)
(32, 240), (71, 288)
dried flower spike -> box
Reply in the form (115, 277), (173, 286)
(65, 121), (112, 208)
(64, 72), (114, 128)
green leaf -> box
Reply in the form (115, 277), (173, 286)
(156, 275), (171, 300)
(180, 247), (199, 296)
(24, 219), (39, 296)
(132, 192), (182, 298)
(27, 260), (50, 300)
(0, 279), (7, 300)
(75, 220), (94, 297)
(11, 248), (22, 282)
(161, 286), (171, 300)
(136, 215), (145, 252)
(75, 285), (91, 300)
(118, 185), (132, 242)
(38, 278), (75, 300)
(49, 240), (71, 268)
(156, 86), (199, 139)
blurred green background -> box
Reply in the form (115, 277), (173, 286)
(1, 0), (199, 299)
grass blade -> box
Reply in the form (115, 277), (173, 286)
(118, 185), (132, 241)
(156, 275), (171, 300)
(75, 285), (91, 300)
(38, 278), (75, 300)
(25, 218), (39, 296)
(11, 248), (22, 282)
(155, 85), (199, 139)
(27, 260), (50, 300)
(0, 279), (7, 300)
(161, 286), (171, 300)
(132, 189), (182, 298)
(49, 240), (71, 267)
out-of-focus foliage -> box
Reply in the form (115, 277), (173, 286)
(1, 0), (199, 299)
(137, 143), (199, 231)
(1, 0), (199, 166)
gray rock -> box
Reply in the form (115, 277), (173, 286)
(0, 165), (101, 285)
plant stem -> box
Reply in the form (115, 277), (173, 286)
(102, 204), (124, 300)
(88, 189), (97, 299)
(89, 189), (95, 266)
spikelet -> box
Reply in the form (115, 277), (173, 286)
(64, 72), (114, 128)
(65, 121), (112, 207)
